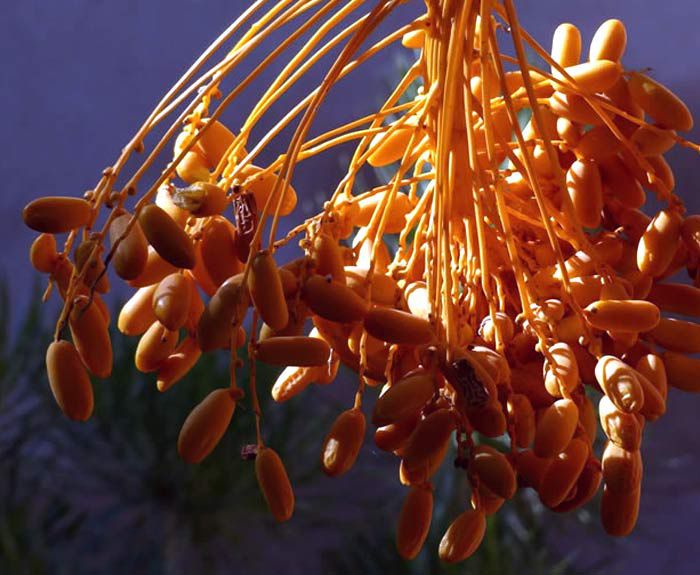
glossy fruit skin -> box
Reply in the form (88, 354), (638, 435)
(30, 233), (58, 273)
(255, 447), (295, 522)
(177, 389), (236, 463)
(45, 340), (94, 421)
(256, 336), (330, 367)
(68, 295), (113, 379)
(138, 204), (195, 270)
(320, 408), (366, 477)
(152, 273), (192, 331)
(110, 211), (149, 281)
(438, 509), (486, 564)
(248, 250), (288, 331)
(23, 197), (92, 234)
(396, 484), (433, 560)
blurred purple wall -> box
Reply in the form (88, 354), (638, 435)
(3, 2), (700, 573)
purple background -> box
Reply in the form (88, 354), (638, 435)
(3, 1), (700, 573)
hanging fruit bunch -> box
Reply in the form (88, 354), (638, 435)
(23, 0), (700, 564)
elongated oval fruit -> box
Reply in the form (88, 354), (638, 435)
(552, 249), (597, 280)
(438, 509), (486, 564)
(468, 401), (507, 438)
(556, 60), (621, 94)
(239, 164), (297, 216)
(248, 250), (288, 331)
(118, 285), (157, 336)
(363, 307), (433, 346)
(171, 182), (228, 217)
(584, 299), (659, 332)
(647, 317), (700, 354)
(321, 408), (366, 477)
(507, 393), (535, 448)
(575, 126), (623, 161)
(157, 337), (202, 392)
(551, 23), (581, 75)
(173, 131), (210, 183)
(127, 246), (178, 288)
(471, 481), (505, 516)
(185, 272), (203, 332)
(600, 157), (645, 209)
(471, 445), (516, 500)
(533, 398), (579, 458)
(197, 273), (250, 352)
(569, 275), (603, 307)
(662, 352), (700, 393)
(255, 447), (295, 522)
(188, 240), (217, 297)
(601, 485), (641, 536)
(396, 484), (433, 560)
(152, 273), (192, 331)
(197, 118), (238, 169)
(628, 72), (693, 131)
(371, 369), (435, 427)
(256, 336), (330, 367)
(478, 312), (514, 346)
(138, 204), (195, 270)
(345, 267), (401, 307)
(51, 257), (75, 299)
(504, 69), (551, 97)
(69, 295), (113, 379)
(312, 233), (346, 283)
(631, 125), (676, 156)
(597, 279), (629, 300)
(135, 321), (179, 373)
(645, 154), (675, 193)
(510, 363), (552, 408)
(177, 388), (236, 463)
(199, 216), (243, 288)
(109, 211), (149, 280)
(367, 117), (419, 167)
(45, 340), (94, 421)
(566, 159), (602, 229)
(551, 458), (602, 513)
(302, 274), (369, 323)
(549, 91), (601, 125)
(374, 416), (419, 453)
(589, 19), (626, 61)
(399, 439), (449, 486)
(156, 184), (189, 226)
(637, 210), (683, 277)
(556, 116), (580, 147)
(354, 191), (412, 234)
(91, 290), (112, 324)
(23, 196), (92, 234)
(30, 233), (58, 273)
(635, 354), (667, 401)
(602, 441), (643, 493)
(538, 438), (588, 508)
(272, 366), (319, 402)
(74, 239), (109, 293)
(401, 28), (424, 49)
(598, 395), (642, 451)
(543, 342), (579, 397)
(633, 368), (666, 421)
(402, 409), (455, 474)
(512, 449), (551, 491)
(405, 281), (430, 320)
(647, 283), (700, 317)
(595, 356), (645, 413)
